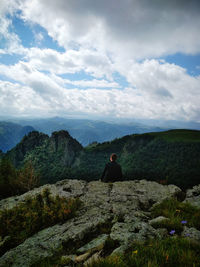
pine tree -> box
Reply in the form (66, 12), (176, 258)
(17, 160), (40, 193)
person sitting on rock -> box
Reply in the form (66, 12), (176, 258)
(101, 153), (123, 182)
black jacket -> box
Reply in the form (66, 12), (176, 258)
(101, 161), (123, 182)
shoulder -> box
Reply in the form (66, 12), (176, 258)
(105, 162), (111, 167)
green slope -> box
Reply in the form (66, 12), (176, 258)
(4, 129), (200, 190)
(149, 129), (200, 142)
(75, 130), (200, 189)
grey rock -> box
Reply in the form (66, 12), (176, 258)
(83, 251), (102, 266)
(149, 216), (169, 226)
(0, 211), (112, 267)
(184, 184), (200, 208)
(75, 251), (91, 263)
(155, 228), (168, 239)
(0, 179), (184, 267)
(111, 244), (129, 256)
(110, 221), (159, 244)
(181, 227), (200, 242)
(0, 179), (87, 211)
(77, 234), (108, 254)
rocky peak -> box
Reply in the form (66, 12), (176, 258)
(8, 131), (49, 166)
(50, 130), (82, 152)
(49, 130), (83, 166)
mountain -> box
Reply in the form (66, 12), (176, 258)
(7, 130), (83, 183)
(138, 118), (200, 130)
(13, 117), (165, 146)
(0, 122), (35, 152)
(5, 129), (200, 189)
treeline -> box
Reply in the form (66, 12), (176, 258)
(0, 158), (39, 200)
(72, 135), (200, 190)
(1, 129), (200, 193)
(121, 139), (200, 189)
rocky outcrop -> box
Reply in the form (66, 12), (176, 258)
(0, 179), (199, 267)
(184, 184), (200, 208)
(50, 130), (83, 166)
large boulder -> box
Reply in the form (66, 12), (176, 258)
(0, 179), (183, 266)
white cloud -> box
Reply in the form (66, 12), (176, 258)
(0, 0), (200, 122)
(24, 47), (114, 79)
(0, 80), (51, 117)
(34, 32), (44, 44)
(51, 74), (119, 89)
(64, 79), (119, 89)
(18, 0), (200, 59)
(0, 59), (199, 121)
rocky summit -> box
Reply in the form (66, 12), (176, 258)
(0, 179), (200, 267)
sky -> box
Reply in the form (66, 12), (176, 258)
(0, 0), (200, 122)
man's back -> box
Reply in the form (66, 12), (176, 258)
(101, 161), (122, 182)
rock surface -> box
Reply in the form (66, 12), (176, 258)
(181, 227), (200, 242)
(184, 184), (200, 208)
(0, 179), (196, 267)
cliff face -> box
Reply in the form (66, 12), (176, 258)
(50, 130), (83, 166)
(6, 130), (83, 182)
(1, 179), (199, 267)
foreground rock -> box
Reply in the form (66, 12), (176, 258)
(184, 184), (200, 208)
(0, 179), (187, 267)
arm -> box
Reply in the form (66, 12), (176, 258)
(101, 164), (107, 182)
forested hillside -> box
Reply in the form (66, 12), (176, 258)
(1, 129), (199, 193)
(75, 130), (200, 189)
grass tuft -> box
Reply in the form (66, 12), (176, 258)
(88, 237), (200, 267)
(151, 198), (200, 232)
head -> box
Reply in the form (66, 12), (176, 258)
(110, 153), (117, 162)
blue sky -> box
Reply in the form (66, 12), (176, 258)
(0, 0), (200, 122)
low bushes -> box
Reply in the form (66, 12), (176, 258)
(0, 188), (81, 254)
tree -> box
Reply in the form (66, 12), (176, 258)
(17, 160), (40, 193)
(0, 157), (17, 199)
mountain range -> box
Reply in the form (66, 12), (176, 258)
(2, 128), (200, 190)
(12, 117), (166, 145)
(0, 118), (165, 152)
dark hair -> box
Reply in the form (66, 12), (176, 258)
(110, 153), (117, 161)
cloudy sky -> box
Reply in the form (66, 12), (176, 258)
(0, 0), (200, 122)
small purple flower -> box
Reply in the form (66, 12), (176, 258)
(181, 220), (187, 224)
(169, 230), (175, 235)
(185, 233), (190, 237)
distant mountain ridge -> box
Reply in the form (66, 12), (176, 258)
(10, 117), (166, 146)
(0, 122), (35, 152)
(3, 128), (200, 189)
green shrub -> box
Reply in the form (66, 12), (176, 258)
(0, 158), (40, 199)
(0, 189), (81, 254)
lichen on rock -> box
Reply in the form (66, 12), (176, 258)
(0, 179), (198, 267)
